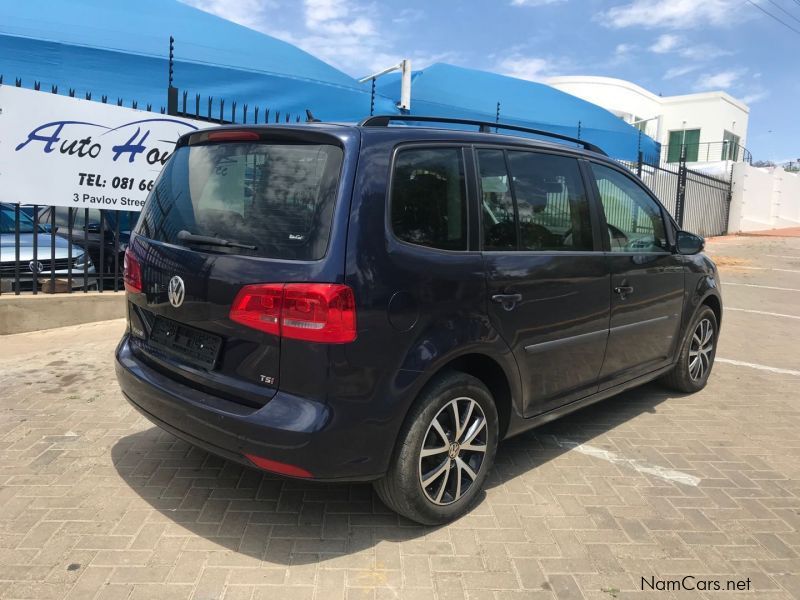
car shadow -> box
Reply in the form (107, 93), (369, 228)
(110, 382), (674, 566)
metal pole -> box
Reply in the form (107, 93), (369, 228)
(675, 145), (688, 228)
(399, 59), (411, 111)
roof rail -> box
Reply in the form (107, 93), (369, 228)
(359, 115), (607, 156)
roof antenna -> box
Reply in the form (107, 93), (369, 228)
(305, 109), (320, 123)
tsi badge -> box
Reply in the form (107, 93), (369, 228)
(167, 275), (185, 308)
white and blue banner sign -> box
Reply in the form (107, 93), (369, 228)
(0, 86), (205, 211)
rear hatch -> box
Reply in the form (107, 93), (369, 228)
(125, 126), (355, 408)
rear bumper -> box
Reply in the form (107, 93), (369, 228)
(115, 334), (386, 481)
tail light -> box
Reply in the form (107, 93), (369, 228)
(229, 284), (283, 336)
(123, 247), (142, 293)
(230, 283), (356, 343)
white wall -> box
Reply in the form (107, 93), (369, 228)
(729, 164), (800, 232)
(546, 76), (750, 157)
(660, 94), (749, 156)
(547, 77), (662, 139)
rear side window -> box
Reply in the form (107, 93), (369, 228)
(391, 148), (467, 251)
(136, 142), (344, 260)
(478, 149), (593, 251)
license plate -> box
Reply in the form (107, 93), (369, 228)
(149, 316), (221, 369)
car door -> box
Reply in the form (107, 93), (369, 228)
(479, 148), (611, 417)
(589, 162), (685, 387)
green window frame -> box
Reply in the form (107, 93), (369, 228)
(667, 129), (700, 163)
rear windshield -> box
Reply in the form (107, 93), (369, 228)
(136, 141), (344, 260)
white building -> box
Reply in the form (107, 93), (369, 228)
(547, 76), (750, 164)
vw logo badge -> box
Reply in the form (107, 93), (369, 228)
(28, 260), (44, 274)
(167, 275), (185, 308)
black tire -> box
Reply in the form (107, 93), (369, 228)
(373, 371), (499, 525)
(660, 306), (718, 393)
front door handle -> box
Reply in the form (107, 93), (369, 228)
(614, 286), (634, 300)
(492, 293), (522, 310)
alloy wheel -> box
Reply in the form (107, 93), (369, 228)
(418, 397), (488, 505)
(689, 317), (714, 381)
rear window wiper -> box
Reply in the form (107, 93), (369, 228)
(177, 230), (257, 250)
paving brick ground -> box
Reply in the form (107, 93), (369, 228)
(1, 235), (799, 600)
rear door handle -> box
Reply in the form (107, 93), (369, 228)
(614, 286), (634, 299)
(491, 293), (522, 310)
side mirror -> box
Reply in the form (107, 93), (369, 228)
(87, 222), (102, 234)
(676, 230), (705, 255)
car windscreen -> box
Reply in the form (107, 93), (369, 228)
(0, 206), (45, 234)
(135, 141), (344, 260)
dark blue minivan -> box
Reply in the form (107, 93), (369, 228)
(115, 116), (722, 524)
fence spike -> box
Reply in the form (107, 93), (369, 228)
(160, 107), (166, 114)
(34, 81), (41, 91)
(254, 106), (259, 123)
(69, 88), (75, 97)
(296, 115), (301, 123)
(195, 94), (200, 118)
(275, 111), (280, 123)
(265, 108), (270, 123)
(370, 77), (376, 116)
(220, 99), (225, 122)
(207, 96), (212, 119)
(117, 98), (123, 107)
(0, 74), (3, 85)
(146, 103), (152, 112)
(101, 95), (108, 104)
(15, 77), (21, 87)
(169, 36), (175, 88)
(182, 90), (188, 114)
(85, 91), (92, 100)
(132, 100), (138, 110)
(231, 101), (237, 123)
(243, 104), (248, 124)
(51, 84), (58, 94)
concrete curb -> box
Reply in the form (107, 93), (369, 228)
(0, 292), (126, 335)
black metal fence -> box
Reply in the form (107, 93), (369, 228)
(619, 147), (733, 238)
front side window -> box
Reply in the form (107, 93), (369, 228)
(391, 147), (467, 251)
(478, 149), (593, 251)
(591, 163), (668, 253)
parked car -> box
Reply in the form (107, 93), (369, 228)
(0, 204), (97, 292)
(115, 116), (722, 524)
(37, 206), (136, 282)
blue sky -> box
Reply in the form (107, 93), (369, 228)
(180, 0), (798, 162)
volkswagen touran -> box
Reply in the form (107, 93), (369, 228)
(115, 116), (722, 524)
